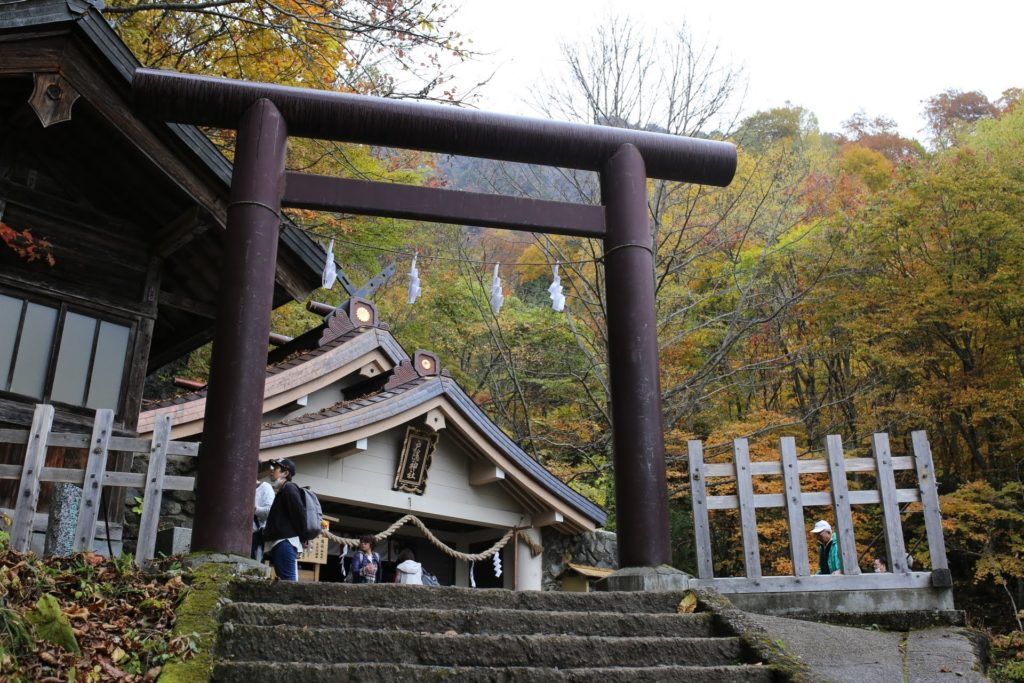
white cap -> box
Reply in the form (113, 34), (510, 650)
(811, 520), (832, 534)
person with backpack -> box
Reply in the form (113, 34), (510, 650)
(351, 535), (382, 584)
(263, 458), (304, 581)
(394, 548), (423, 584)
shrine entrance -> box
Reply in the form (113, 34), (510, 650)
(131, 68), (737, 569)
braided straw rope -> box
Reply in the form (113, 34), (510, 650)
(322, 514), (534, 562)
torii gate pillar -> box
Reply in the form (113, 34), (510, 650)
(191, 99), (287, 555)
(602, 144), (671, 567)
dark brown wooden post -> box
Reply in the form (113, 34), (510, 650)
(602, 143), (671, 567)
(191, 99), (287, 555)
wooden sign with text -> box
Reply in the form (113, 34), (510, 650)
(393, 426), (438, 495)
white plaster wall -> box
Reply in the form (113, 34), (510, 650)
(292, 425), (527, 530)
(262, 379), (356, 424)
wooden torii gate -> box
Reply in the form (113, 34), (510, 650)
(132, 69), (737, 570)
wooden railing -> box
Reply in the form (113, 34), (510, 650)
(687, 431), (950, 593)
(0, 404), (197, 566)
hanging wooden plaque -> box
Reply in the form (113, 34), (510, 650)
(393, 426), (438, 495)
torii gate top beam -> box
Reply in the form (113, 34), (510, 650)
(132, 68), (736, 186)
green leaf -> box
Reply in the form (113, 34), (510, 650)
(24, 594), (80, 655)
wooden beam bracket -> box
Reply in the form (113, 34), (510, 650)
(29, 73), (80, 128)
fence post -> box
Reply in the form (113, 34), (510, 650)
(824, 434), (860, 574)
(688, 440), (714, 579)
(779, 437), (810, 576)
(73, 409), (114, 553)
(12, 404), (54, 552)
(911, 431), (951, 586)
(733, 438), (762, 578)
(135, 415), (172, 567)
(871, 433), (908, 573)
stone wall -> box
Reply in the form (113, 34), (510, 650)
(121, 450), (197, 555)
(541, 528), (617, 590)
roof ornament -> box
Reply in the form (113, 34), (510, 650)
(28, 73), (80, 128)
(548, 264), (565, 312)
(321, 238), (337, 290)
(489, 263), (504, 315)
(383, 350), (441, 391)
(407, 252), (421, 304)
(318, 297), (378, 345)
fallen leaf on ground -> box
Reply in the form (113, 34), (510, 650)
(677, 591), (698, 613)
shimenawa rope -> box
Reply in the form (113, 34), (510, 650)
(320, 513), (539, 562)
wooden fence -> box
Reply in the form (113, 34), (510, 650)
(687, 431), (951, 594)
(0, 404), (197, 566)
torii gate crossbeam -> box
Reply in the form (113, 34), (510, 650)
(131, 68), (737, 571)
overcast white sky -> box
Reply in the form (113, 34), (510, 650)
(448, 1), (1022, 141)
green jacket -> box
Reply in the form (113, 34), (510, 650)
(816, 535), (841, 574)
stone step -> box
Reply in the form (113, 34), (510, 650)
(221, 602), (718, 638)
(213, 661), (777, 683)
(217, 624), (749, 668)
(230, 580), (689, 614)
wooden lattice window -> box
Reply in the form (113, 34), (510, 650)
(0, 291), (131, 411)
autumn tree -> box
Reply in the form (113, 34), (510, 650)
(113, 1), (473, 380)
(105, 0), (469, 100)
(840, 111), (925, 162)
(923, 88), (996, 148)
(430, 17), (847, 509)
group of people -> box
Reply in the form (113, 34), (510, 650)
(811, 519), (893, 575)
(250, 458), (428, 584)
(251, 457), (304, 581)
(252, 461), (885, 582)
(349, 536), (427, 585)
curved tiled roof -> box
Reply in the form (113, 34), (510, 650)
(142, 326), (405, 412)
(259, 375), (606, 528)
(139, 319), (606, 529)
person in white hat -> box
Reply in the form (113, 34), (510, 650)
(811, 520), (842, 575)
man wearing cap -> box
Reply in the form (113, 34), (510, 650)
(811, 520), (842, 575)
(263, 458), (304, 581)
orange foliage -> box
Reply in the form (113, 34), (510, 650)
(0, 221), (54, 266)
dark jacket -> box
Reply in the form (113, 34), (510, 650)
(263, 480), (304, 543)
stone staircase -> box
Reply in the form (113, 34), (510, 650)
(211, 581), (785, 682)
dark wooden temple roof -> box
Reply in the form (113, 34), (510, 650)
(0, 0), (325, 372)
(258, 370), (607, 529)
(136, 324), (407, 436)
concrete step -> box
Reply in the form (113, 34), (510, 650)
(213, 661), (777, 683)
(217, 624), (748, 668)
(221, 602), (718, 638)
(230, 580), (688, 614)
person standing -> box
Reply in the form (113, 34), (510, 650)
(395, 548), (423, 585)
(811, 519), (842, 575)
(263, 458), (303, 581)
(351, 535), (382, 584)
(251, 470), (275, 563)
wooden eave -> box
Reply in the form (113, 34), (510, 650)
(257, 375), (606, 533)
(138, 319), (605, 531)
(0, 4), (327, 371)
(137, 326), (405, 437)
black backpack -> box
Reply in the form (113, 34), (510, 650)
(298, 486), (323, 543)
